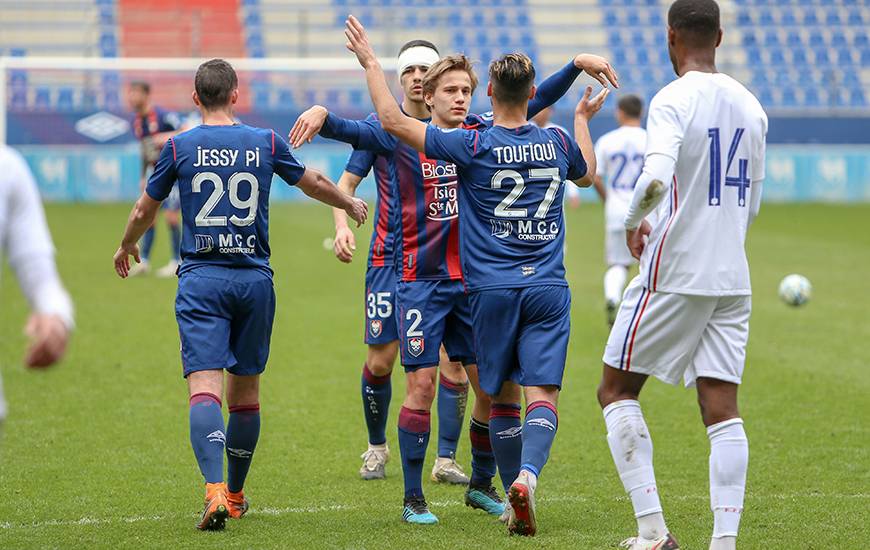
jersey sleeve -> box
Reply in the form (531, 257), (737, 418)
(552, 128), (587, 181)
(320, 112), (397, 154)
(144, 139), (178, 201)
(644, 92), (686, 162)
(345, 148), (375, 178)
(424, 126), (478, 168)
(272, 131), (306, 186)
(527, 60), (582, 119)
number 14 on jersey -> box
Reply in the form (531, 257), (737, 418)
(707, 128), (750, 207)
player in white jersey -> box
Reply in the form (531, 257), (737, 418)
(597, 1), (766, 550)
(592, 95), (647, 325)
(0, 146), (74, 424)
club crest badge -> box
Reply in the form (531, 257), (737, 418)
(369, 319), (383, 338)
(408, 337), (425, 357)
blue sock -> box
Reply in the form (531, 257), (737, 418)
(398, 406), (430, 499)
(189, 392), (225, 484)
(362, 364), (391, 446)
(437, 373), (467, 458)
(489, 403), (523, 492)
(469, 418), (496, 487)
(140, 225), (155, 262)
(169, 223), (181, 261)
(520, 401), (559, 478)
(226, 403), (260, 493)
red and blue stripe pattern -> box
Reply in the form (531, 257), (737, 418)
(646, 176), (679, 292)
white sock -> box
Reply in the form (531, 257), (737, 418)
(604, 265), (628, 304)
(603, 400), (668, 540)
(709, 536), (737, 550)
(708, 418), (748, 541)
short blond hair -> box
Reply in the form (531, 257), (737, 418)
(489, 53), (536, 105)
(422, 54), (479, 97)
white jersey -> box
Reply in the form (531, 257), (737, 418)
(639, 72), (767, 296)
(595, 126), (647, 229)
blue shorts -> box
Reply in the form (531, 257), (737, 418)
(397, 279), (476, 370)
(162, 184), (180, 211)
(364, 266), (399, 345)
(469, 285), (571, 396)
(176, 265), (275, 378)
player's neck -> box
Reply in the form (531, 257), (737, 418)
(621, 119), (642, 128)
(402, 98), (430, 120)
(677, 53), (717, 77)
(492, 104), (529, 129)
(200, 109), (235, 126)
(136, 102), (152, 116)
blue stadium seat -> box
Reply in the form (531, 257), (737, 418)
(786, 31), (802, 47)
(843, 71), (860, 86)
(447, 11), (461, 26)
(453, 32), (467, 48)
(604, 11), (618, 26)
(832, 32), (847, 48)
(10, 71), (26, 88)
(780, 10), (796, 26)
(773, 69), (792, 86)
(747, 47), (762, 65)
(850, 88), (866, 107)
(613, 49), (628, 66)
(848, 9), (863, 26)
(498, 32), (512, 48)
(808, 31), (824, 48)
(770, 48), (786, 65)
(35, 88), (51, 109)
(855, 32), (868, 48)
(825, 9), (841, 26)
(838, 48), (854, 65)
(99, 6), (114, 25)
(11, 90), (27, 109)
(632, 32), (645, 48)
(742, 32), (758, 47)
(759, 9), (774, 26)
(57, 88), (74, 111)
(626, 11), (640, 27)
(814, 48), (830, 64)
(520, 32), (534, 48)
(649, 11), (663, 26)
(254, 89), (270, 107)
(516, 12), (530, 26)
(803, 9), (819, 26)
(862, 49), (870, 67)
(764, 30), (780, 48)
(349, 89), (364, 107)
(493, 12), (507, 26)
(609, 31), (622, 46)
(278, 90), (296, 110)
(782, 88), (797, 107)
(804, 87), (820, 107)
(791, 48), (808, 65)
(635, 49), (649, 65)
(10, 48), (26, 57)
(471, 12), (485, 27)
(737, 11), (751, 26)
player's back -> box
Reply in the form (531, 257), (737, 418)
(148, 124), (305, 276)
(596, 126), (647, 227)
(452, 123), (586, 291)
(642, 72), (767, 295)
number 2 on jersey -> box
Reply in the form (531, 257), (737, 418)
(492, 168), (561, 219)
(707, 128), (750, 207)
(192, 171), (260, 227)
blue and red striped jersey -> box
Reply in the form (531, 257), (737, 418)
(344, 118), (399, 269)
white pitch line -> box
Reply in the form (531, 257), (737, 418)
(0, 493), (866, 531)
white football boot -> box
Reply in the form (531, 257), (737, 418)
(618, 533), (680, 550)
(431, 456), (470, 485)
(359, 443), (390, 480)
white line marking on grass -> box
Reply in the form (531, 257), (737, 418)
(1, 493), (865, 531)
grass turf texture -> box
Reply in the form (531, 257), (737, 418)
(0, 202), (867, 549)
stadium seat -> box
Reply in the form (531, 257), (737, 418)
(57, 88), (75, 111)
(516, 13), (530, 26)
(770, 48), (786, 65)
(35, 88), (52, 110)
(849, 88), (866, 107)
(855, 33), (868, 48)
(604, 11), (618, 26)
(832, 32), (847, 48)
(780, 10), (797, 26)
(649, 11), (663, 26)
(764, 30), (780, 48)
(635, 49), (649, 65)
(847, 9), (863, 26)
(808, 31), (824, 48)
(737, 11), (751, 26)
(825, 9), (841, 26)
(838, 48), (854, 65)
(759, 9), (775, 27)
(782, 88), (797, 107)
(804, 88), (820, 107)
(626, 11), (640, 27)
(814, 48), (830, 64)
(10, 90), (27, 110)
(803, 9), (819, 26)
(742, 33), (758, 47)
(747, 47), (762, 65)
(791, 48), (808, 65)
(861, 49), (870, 67)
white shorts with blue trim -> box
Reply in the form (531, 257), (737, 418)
(602, 276), (751, 387)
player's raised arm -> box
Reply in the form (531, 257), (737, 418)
(572, 85), (610, 187)
(297, 167), (368, 227)
(344, 15), (428, 152)
(527, 54), (619, 119)
(332, 169), (366, 262)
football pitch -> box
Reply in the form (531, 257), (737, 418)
(0, 202), (867, 549)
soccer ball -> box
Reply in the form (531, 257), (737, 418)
(778, 274), (812, 307)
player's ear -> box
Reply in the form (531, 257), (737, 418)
(667, 26), (676, 48)
(715, 28), (723, 48)
(528, 84), (537, 101)
(192, 91), (201, 107)
(230, 88), (239, 105)
(486, 81), (493, 98)
(424, 91), (434, 109)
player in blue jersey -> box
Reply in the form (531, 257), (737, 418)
(112, 59), (368, 531)
(127, 81), (184, 277)
(295, 41), (473, 484)
(342, 15), (613, 535)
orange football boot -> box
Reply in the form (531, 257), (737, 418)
(196, 482), (229, 531)
(227, 489), (250, 519)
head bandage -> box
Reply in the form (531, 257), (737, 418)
(397, 46), (440, 76)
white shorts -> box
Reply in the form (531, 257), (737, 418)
(603, 276), (751, 387)
(606, 228), (636, 266)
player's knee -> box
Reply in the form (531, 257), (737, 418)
(409, 372), (437, 406)
(697, 395), (739, 427)
(596, 380), (637, 409)
(367, 359), (393, 377)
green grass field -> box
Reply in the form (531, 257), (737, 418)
(0, 202), (867, 549)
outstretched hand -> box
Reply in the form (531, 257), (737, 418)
(345, 197), (369, 227)
(575, 85), (610, 121)
(289, 105), (328, 149)
(113, 243), (141, 278)
(573, 54), (619, 89)
(344, 15), (378, 69)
